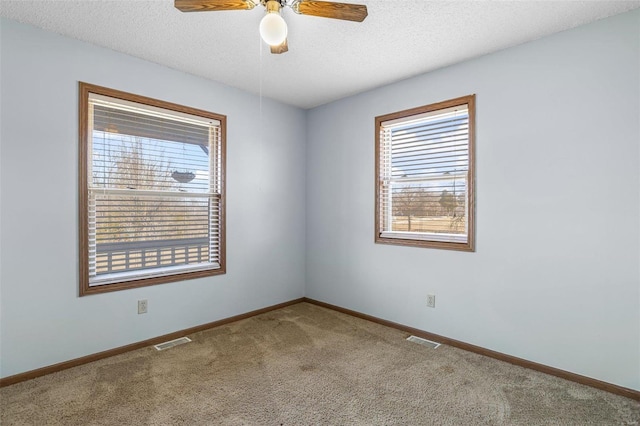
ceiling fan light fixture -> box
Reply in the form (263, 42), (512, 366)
(175, 0), (368, 53)
(260, 13), (287, 45)
(259, 1), (288, 46)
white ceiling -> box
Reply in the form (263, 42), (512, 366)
(1, 0), (638, 109)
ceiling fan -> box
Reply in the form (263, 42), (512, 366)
(174, 0), (368, 54)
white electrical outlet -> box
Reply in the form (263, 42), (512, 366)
(138, 299), (148, 314)
(427, 294), (436, 308)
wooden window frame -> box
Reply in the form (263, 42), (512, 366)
(374, 95), (476, 252)
(79, 82), (226, 296)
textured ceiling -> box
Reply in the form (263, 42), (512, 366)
(1, 0), (638, 109)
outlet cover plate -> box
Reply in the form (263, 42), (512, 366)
(138, 299), (148, 314)
(427, 294), (436, 308)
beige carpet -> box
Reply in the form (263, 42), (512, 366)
(1, 302), (638, 425)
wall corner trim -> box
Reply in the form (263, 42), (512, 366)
(2, 296), (638, 403)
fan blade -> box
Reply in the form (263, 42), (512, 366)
(175, 0), (256, 12)
(295, 1), (367, 22)
(270, 39), (289, 54)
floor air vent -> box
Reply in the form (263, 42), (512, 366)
(407, 335), (441, 349)
(154, 337), (192, 351)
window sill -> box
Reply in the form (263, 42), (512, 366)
(376, 232), (474, 252)
(81, 262), (224, 296)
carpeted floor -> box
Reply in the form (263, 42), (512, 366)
(1, 302), (638, 425)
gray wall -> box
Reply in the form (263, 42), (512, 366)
(0, 19), (306, 378)
(2, 10), (639, 392)
(305, 10), (640, 390)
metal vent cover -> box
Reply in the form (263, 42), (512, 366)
(154, 337), (192, 351)
(407, 335), (441, 349)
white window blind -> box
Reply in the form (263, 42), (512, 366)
(377, 96), (474, 249)
(87, 93), (223, 286)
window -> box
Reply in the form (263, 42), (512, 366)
(375, 95), (475, 251)
(79, 83), (226, 295)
